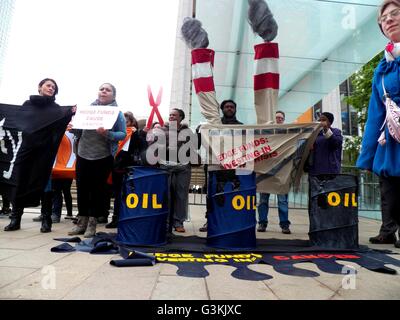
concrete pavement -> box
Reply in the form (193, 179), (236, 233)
(0, 205), (399, 300)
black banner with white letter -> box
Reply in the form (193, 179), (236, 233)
(0, 103), (73, 207)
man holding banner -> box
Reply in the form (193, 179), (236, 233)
(257, 111), (291, 234)
(199, 100), (243, 233)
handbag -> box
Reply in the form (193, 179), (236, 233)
(379, 77), (400, 145)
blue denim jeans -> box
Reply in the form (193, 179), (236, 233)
(257, 193), (290, 228)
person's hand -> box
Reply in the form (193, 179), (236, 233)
(67, 123), (73, 131)
(96, 127), (108, 136)
(143, 126), (150, 133)
(320, 120), (329, 130)
(131, 127), (137, 133)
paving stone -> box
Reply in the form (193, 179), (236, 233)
(261, 262), (337, 300)
(151, 276), (208, 300)
(0, 253), (112, 299)
(0, 249), (22, 261)
(0, 244), (72, 268)
(0, 266), (37, 288)
(0, 206), (398, 300)
(205, 264), (278, 300)
(63, 262), (160, 300)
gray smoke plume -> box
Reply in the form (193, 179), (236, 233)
(181, 17), (209, 49)
(248, 0), (278, 42)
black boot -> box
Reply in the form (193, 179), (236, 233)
(40, 192), (53, 233)
(4, 208), (23, 231)
(105, 215), (118, 229)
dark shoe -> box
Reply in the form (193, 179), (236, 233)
(174, 226), (185, 233)
(97, 216), (108, 224)
(199, 222), (208, 232)
(4, 219), (21, 231)
(281, 227), (291, 234)
(51, 215), (61, 223)
(395, 240), (400, 249)
(32, 214), (43, 222)
(257, 223), (267, 232)
(40, 218), (52, 233)
(0, 207), (11, 215)
(65, 215), (74, 220)
(4, 211), (22, 231)
(105, 219), (118, 229)
(369, 234), (396, 244)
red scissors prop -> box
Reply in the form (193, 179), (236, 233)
(146, 86), (164, 129)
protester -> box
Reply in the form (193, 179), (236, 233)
(357, 0), (400, 248)
(4, 78), (74, 232)
(105, 111), (147, 229)
(307, 112), (343, 176)
(257, 111), (290, 234)
(159, 108), (193, 233)
(199, 100), (243, 232)
(51, 178), (73, 223)
(47, 131), (76, 223)
(69, 83), (126, 238)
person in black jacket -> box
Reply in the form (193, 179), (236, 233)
(4, 78), (75, 232)
(198, 99), (243, 232)
(105, 112), (147, 228)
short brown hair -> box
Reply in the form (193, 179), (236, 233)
(275, 110), (285, 119)
(378, 0), (400, 35)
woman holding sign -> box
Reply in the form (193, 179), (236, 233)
(69, 83), (126, 238)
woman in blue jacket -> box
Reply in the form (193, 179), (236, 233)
(357, 0), (400, 249)
(69, 83), (126, 238)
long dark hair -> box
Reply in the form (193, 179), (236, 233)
(124, 111), (138, 129)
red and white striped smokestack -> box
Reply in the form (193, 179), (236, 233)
(191, 48), (222, 125)
(254, 42), (279, 124)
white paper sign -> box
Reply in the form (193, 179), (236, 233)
(121, 138), (131, 152)
(71, 106), (119, 129)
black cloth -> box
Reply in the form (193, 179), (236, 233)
(76, 155), (113, 217)
(0, 97), (73, 208)
(114, 130), (148, 170)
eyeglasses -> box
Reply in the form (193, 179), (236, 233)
(379, 8), (400, 24)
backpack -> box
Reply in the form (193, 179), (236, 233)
(378, 77), (400, 145)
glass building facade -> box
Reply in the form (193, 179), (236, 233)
(0, 0), (15, 86)
(182, 0), (386, 127)
(170, 0), (386, 217)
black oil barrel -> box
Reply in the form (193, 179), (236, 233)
(308, 174), (359, 249)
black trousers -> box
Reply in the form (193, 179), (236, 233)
(111, 169), (125, 219)
(379, 176), (400, 235)
(76, 156), (113, 218)
(1, 194), (10, 209)
(52, 179), (73, 217)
